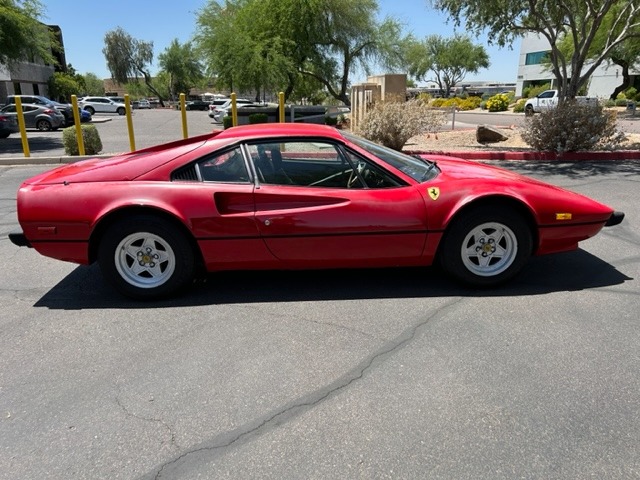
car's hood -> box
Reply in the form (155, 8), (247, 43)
(21, 134), (218, 185)
(428, 156), (539, 183)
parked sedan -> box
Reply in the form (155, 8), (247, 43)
(0, 112), (19, 138)
(137, 99), (151, 109)
(208, 98), (253, 120)
(9, 123), (624, 300)
(184, 100), (210, 111)
(0, 103), (65, 131)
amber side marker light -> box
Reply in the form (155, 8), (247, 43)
(555, 213), (573, 220)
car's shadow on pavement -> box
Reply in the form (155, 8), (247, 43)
(0, 134), (64, 155)
(34, 249), (632, 310)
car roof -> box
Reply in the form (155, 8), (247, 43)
(215, 122), (345, 141)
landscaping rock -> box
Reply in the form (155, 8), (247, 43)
(476, 124), (509, 143)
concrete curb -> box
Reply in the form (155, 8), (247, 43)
(405, 150), (640, 161)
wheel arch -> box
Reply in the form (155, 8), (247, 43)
(88, 206), (205, 273)
(438, 195), (539, 255)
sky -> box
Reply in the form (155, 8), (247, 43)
(41, 0), (521, 86)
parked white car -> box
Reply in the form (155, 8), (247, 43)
(208, 98), (253, 120)
(136, 99), (151, 109)
(79, 96), (127, 115)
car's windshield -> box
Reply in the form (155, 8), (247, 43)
(343, 132), (439, 182)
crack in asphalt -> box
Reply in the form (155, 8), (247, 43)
(115, 393), (179, 450)
(144, 297), (464, 480)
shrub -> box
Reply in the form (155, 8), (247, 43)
(324, 115), (338, 126)
(615, 98), (628, 106)
(248, 113), (269, 124)
(485, 93), (510, 112)
(520, 101), (625, 153)
(222, 116), (233, 129)
(62, 124), (102, 155)
(512, 98), (526, 113)
(625, 87), (637, 99)
(356, 99), (446, 151)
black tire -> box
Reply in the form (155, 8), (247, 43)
(439, 206), (532, 287)
(117, 107), (125, 115)
(0, 132), (10, 139)
(36, 119), (52, 131)
(84, 106), (95, 115)
(97, 215), (195, 300)
(524, 105), (534, 117)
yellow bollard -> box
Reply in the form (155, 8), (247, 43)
(124, 94), (135, 152)
(279, 92), (285, 123)
(230, 92), (238, 127)
(71, 95), (85, 156)
(179, 93), (188, 138)
(14, 97), (30, 157)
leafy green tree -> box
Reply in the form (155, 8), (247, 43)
(157, 39), (204, 100)
(406, 34), (489, 97)
(557, 5), (640, 100)
(47, 72), (81, 101)
(102, 27), (165, 106)
(195, 0), (406, 106)
(0, 0), (58, 67)
(432, 0), (640, 100)
(80, 72), (105, 96)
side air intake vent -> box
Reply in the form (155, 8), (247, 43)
(172, 165), (199, 181)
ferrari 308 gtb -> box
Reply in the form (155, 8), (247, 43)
(9, 123), (624, 299)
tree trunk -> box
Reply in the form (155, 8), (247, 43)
(609, 58), (630, 100)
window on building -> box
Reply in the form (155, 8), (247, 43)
(13, 83), (22, 95)
(525, 51), (550, 65)
(33, 84), (40, 95)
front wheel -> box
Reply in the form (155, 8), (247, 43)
(439, 206), (532, 287)
(98, 216), (195, 300)
(524, 105), (534, 117)
(117, 107), (125, 115)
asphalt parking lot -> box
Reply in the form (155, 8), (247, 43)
(1, 151), (639, 478)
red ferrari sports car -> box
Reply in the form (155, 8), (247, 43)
(9, 123), (624, 299)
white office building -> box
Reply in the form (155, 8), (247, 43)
(516, 32), (640, 99)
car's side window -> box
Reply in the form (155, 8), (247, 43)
(246, 141), (361, 188)
(197, 147), (250, 183)
(342, 149), (403, 188)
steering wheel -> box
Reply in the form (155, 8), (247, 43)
(347, 162), (367, 188)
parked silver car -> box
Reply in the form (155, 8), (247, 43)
(0, 103), (66, 131)
(79, 96), (127, 115)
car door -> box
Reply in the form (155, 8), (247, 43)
(245, 140), (428, 268)
(174, 145), (275, 269)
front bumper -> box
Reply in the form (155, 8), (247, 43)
(605, 211), (625, 227)
(8, 231), (32, 248)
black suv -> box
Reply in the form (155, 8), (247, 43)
(6, 95), (74, 126)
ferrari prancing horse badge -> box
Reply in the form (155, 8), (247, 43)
(428, 187), (440, 200)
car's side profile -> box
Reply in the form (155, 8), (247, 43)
(9, 123), (624, 300)
(208, 98), (253, 120)
(79, 96), (126, 115)
(0, 103), (66, 131)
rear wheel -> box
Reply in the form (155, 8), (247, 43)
(36, 119), (52, 131)
(84, 106), (95, 115)
(98, 216), (195, 300)
(439, 206), (532, 287)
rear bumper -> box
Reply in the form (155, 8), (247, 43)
(605, 211), (625, 227)
(8, 231), (32, 248)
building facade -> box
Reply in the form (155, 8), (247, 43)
(0, 24), (65, 104)
(516, 32), (640, 99)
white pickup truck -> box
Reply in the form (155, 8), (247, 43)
(524, 90), (597, 116)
